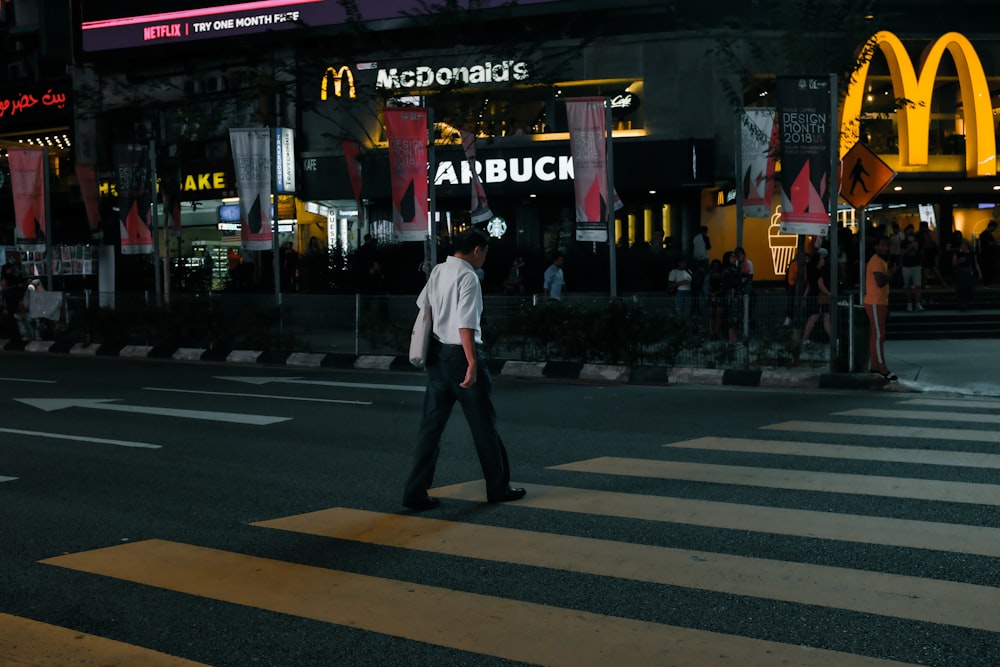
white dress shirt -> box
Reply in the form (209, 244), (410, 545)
(416, 256), (483, 345)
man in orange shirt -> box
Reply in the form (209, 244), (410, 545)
(864, 236), (897, 381)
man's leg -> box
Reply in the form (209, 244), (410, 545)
(453, 360), (514, 500)
(865, 303), (887, 374)
(403, 354), (455, 506)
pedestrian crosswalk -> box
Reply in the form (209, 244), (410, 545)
(17, 393), (1000, 665)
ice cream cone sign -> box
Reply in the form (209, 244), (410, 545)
(769, 206), (798, 275)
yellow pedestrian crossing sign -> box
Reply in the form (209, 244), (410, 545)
(840, 141), (896, 209)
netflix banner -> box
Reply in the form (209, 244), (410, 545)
(9, 147), (47, 250)
(229, 128), (273, 251)
(342, 139), (363, 203)
(460, 130), (493, 224)
(74, 163), (102, 238)
(384, 107), (428, 241)
(776, 77), (832, 236)
(113, 143), (153, 255)
(741, 108), (778, 218)
(566, 97), (622, 240)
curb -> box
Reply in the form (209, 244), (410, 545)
(0, 338), (898, 391)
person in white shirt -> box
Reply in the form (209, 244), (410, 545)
(402, 228), (525, 510)
(668, 258), (693, 316)
(543, 252), (565, 300)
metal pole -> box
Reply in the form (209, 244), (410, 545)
(848, 292), (855, 372)
(858, 208), (867, 303)
(149, 138), (162, 307)
(827, 73), (839, 371)
(605, 98), (617, 297)
(270, 127), (281, 307)
(428, 108), (437, 267)
(43, 147), (53, 291)
(734, 113), (744, 248)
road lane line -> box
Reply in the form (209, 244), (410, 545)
(215, 376), (426, 392)
(144, 387), (372, 405)
(0, 612), (209, 666)
(40, 539), (915, 667)
(0, 476), (17, 483)
(665, 436), (1000, 469)
(836, 408), (1000, 424)
(0, 376), (57, 383)
(15, 398), (290, 426)
(431, 482), (1000, 557)
(0, 427), (160, 449)
(899, 397), (1000, 410)
(255, 507), (1000, 633)
(549, 457), (1000, 506)
(763, 420), (1000, 444)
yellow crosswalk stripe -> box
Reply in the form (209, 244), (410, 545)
(255, 507), (1000, 633)
(837, 408), (1000, 424)
(665, 436), (1000, 469)
(549, 457), (1000, 506)
(763, 420), (1000, 443)
(40, 539), (916, 667)
(0, 612), (209, 666)
(432, 481), (1000, 557)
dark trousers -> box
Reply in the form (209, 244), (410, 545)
(403, 341), (511, 502)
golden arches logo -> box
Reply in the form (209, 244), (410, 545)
(842, 31), (996, 178)
(321, 66), (356, 100)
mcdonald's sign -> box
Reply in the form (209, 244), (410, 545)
(842, 31), (996, 178)
(321, 66), (357, 100)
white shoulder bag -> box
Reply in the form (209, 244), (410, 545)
(408, 306), (432, 368)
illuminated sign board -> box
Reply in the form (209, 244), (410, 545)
(275, 127), (296, 193)
(79, 0), (558, 52)
(320, 66), (356, 100)
(842, 31), (996, 178)
(375, 60), (530, 90)
(0, 83), (71, 131)
(434, 154), (575, 187)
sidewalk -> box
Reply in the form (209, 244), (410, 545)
(2, 336), (996, 397)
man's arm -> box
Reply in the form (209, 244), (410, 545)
(458, 327), (478, 388)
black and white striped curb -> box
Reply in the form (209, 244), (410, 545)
(1, 338), (891, 390)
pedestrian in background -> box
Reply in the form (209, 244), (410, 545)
(900, 225), (924, 311)
(864, 236), (898, 382)
(402, 228), (525, 511)
(978, 220), (997, 287)
(543, 251), (565, 300)
(952, 236), (980, 311)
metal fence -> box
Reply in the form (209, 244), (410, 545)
(15, 289), (867, 370)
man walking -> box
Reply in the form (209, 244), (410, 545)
(402, 228), (525, 511)
(864, 236), (898, 382)
(543, 251), (565, 300)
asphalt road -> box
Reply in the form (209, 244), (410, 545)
(1, 355), (998, 666)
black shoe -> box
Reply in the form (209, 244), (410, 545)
(487, 487), (526, 503)
(880, 371), (898, 382)
(402, 496), (440, 511)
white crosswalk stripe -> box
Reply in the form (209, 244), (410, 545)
(26, 395), (1000, 666)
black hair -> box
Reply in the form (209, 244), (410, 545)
(454, 227), (490, 254)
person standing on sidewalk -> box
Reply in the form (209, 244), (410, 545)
(899, 226), (924, 311)
(402, 228), (525, 511)
(543, 252), (566, 300)
(864, 236), (898, 382)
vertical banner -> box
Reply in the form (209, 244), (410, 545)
(384, 107), (429, 241)
(776, 76), (832, 236)
(114, 143), (154, 255)
(74, 163), (102, 238)
(8, 147), (47, 251)
(460, 129), (493, 224)
(741, 108), (778, 218)
(342, 138), (363, 203)
(229, 128), (273, 251)
(566, 97), (622, 240)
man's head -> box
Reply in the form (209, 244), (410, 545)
(551, 251), (565, 267)
(874, 235), (890, 257)
(454, 228), (490, 269)
(734, 246), (746, 261)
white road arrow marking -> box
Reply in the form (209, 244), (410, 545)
(1, 476), (18, 483)
(14, 398), (290, 425)
(0, 426), (160, 449)
(144, 387), (372, 405)
(215, 376), (425, 393)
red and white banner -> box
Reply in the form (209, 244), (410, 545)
(74, 163), (102, 238)
(384, 107), (428, 241)
(566, 97), (622, 222)
(113, 143), (153, 255)
(741, 108), (778, 218)
(229, 128), (274, 251)
(460, 130), (493, 224)
(342, 138), (363, 203)
(776, 76), (833, 236)
(8, 147), (47, 251)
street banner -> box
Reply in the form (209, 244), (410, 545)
(566, 97), (622, 233)
(460, 129), (493, 224)
(113, 143), (154, 255)
(8, 147), (47, 251)
(776, 76), (832, 236)
(74, 163), (102, 238)
(229, 128), (273, 251)
(384, 107), (429, 240)
(161, 168), (183, 237)
(342, 138), (363, 203)
(741, 108), (778, 218)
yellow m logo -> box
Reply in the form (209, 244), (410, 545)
(321, 66), (356, 100)
(842, 31), (996, 178)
